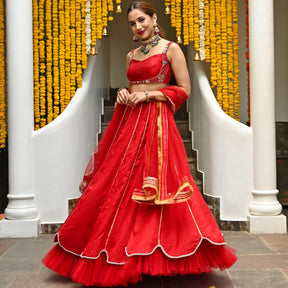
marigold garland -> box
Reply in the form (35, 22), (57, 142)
(167, 0), (240, 121)
(245, 0), (250, 124)
(193, 0), (199, 51)
(204, 0), (210, 62)
(182, 0), (189, 45)
(33, 0), (40, 129)
(232, 0), (240, 121)
(0, 0), (6, 149)
(188, 0), (194, 42)
(209, 0), (217, 88)
(29, 0), (241, 135)
(175, 0), (182, 44)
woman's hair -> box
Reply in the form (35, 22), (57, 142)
(127, 1), (166, 39)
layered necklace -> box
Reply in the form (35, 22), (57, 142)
(140, 34), (161, 55)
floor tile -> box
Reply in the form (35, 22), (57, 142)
(229, 269), (288, 288)
(231, 254), (288, 270)
(1, 238), (54, 261)
(224, 235), (273, 255)
(260, 234), (288, 253)
(0, 239), (18, 256)
(8, 270), (84, 288)
(0, 273), (17, 288)
(0, 257), (41, 274)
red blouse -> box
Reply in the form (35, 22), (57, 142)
(127, 41), (173, 85)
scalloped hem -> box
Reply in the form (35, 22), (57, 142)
(42, 239), (237, 287)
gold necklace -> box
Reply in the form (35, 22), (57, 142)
(140, 35), (161, 54)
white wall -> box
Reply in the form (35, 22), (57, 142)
(274, 0), (288, 122)
(33, 38), (110, 224)
(187, 46), (253, 220)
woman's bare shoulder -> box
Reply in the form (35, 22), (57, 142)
(166, 41), (184, 60)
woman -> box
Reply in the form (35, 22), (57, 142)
(42, 1), (237, 287)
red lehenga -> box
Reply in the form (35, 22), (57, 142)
(42, 42), (237, 287)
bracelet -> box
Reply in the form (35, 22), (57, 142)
(144, 91), (149, 102)
(117, 87), (126, 95)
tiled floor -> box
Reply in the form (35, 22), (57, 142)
(0, 231), (288, 288)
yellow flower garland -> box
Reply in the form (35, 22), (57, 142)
(188, 0), (194, 42)
(227, 0), (234, 117)
(233, 0), (240, 121)
(46, 0), (53, 123)
(52, 0), (60, 119)
(0, 0), (6, 148)
(39, 0), (46, 127)
(204, 0), (210, 62)
(193, 0), (199, 51)
(170, 0), (176, 27)
(175, 0), (182, 44)
(32, 0), (40, 129)
(210, 0), (217, 88)
(29, 0), (241, 135)
(59, 0), (66, 113)
(182, 0), (189, 45)
(221, 0), (228, 114)
(165, 0), (240, 121)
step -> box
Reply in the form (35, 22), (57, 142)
(174, 102), (188, 121)
(176, 120), (190, 140)
(102, 106), (115, 122)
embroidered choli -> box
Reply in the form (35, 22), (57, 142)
(127, 41), (173, 85)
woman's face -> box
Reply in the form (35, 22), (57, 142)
(128, 9), (157, 40)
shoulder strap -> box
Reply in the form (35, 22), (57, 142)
(129, 49), (134, 64)
(162, 41), (173, 55)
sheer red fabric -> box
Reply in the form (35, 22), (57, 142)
(42, 41), (237, 287)
(43, 102), (237, 287)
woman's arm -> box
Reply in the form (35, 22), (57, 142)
(116, 53), (131, 104)
(166, 42), (191, 97)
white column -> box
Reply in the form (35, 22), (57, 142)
(0, 0), (39, 237)
(248, 0), (286, 233)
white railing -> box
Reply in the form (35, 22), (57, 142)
(187, 46), (253, 221)
(32, 39), (110, 224)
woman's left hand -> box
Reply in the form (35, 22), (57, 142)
(127, 91), (148, 106)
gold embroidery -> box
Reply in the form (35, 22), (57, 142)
(158, 205), (164, 245)
(105, 104), (150, 248)
(157, 101), (163, 202)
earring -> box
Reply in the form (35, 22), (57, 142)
(153, 23), (160, 35)
(133, 35), (139, 43)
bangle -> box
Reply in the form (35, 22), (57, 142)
(117, 87), (126, 95)
(144, 91), (149, 102)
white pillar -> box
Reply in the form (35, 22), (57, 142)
(248, 0), (286, 233)
(0, 0), (39, 237)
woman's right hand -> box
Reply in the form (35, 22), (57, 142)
(116, 88), (129, 105)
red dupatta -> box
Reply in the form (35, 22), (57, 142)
(80, 86), (193, 205)
(131, 85), (193, 204)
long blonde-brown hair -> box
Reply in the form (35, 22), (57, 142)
(127, 1), (167, 39)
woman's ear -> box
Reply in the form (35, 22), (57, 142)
(152, 13), (157, 23)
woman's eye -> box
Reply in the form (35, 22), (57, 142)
(139, 17), (145, 23)
(129, 22), (135, 27)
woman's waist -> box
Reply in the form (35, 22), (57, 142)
(129, 83), (168, 93)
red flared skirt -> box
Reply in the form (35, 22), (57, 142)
(42, 102), (237, 287)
